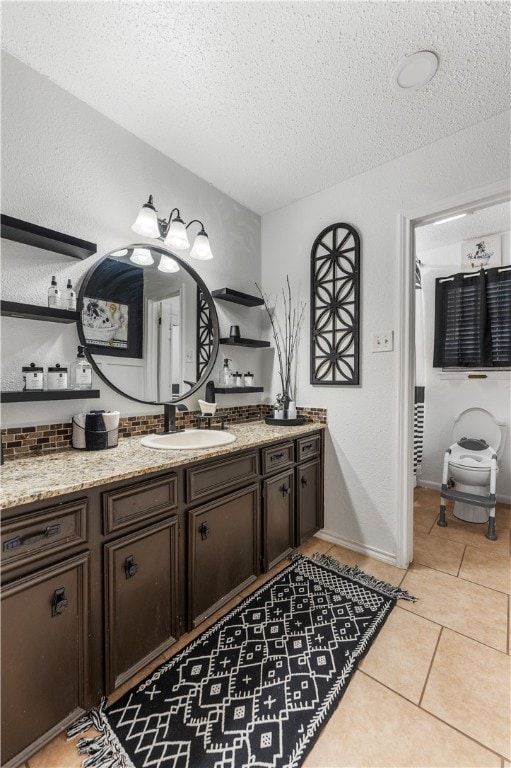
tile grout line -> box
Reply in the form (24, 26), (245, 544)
(358, 669), (508, 764)
(418, 625), (443, 709)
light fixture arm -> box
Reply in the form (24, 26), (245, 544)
(185, 219), (207, 235)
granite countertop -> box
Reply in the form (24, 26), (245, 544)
(0, 421), (325, 510)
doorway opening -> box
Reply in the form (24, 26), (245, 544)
(396, 182), (510, 568)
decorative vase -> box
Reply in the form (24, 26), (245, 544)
(287, 401), (297, 419)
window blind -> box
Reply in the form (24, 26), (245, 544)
(433, 266), (511, 368)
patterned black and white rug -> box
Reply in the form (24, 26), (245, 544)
(69, 553), (415, 768)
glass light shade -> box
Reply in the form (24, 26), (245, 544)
(190, 232), (213, 260)
(111, 248), (128, 257)
(164, 219), (190, 250)
(132, 205), (160, 238)
(158, 254), (180, 273)
(130, 248), (154, 266)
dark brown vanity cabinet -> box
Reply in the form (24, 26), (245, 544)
(104, 516), (179, 692)
(188, 483), (260, 627)
(295, 434), (323, 544)
(1, 428), (324, 768)
(1, 551), (90, 768)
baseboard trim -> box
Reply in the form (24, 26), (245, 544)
(314, 530), (401, 569)
(416, 479), (511, 505)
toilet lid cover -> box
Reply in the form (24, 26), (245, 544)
(452, 408), (502, 451)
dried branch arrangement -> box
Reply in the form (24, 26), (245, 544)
(256, 276), (306, 404)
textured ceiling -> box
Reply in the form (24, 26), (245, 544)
(1, 1), (510, 215)
(416, 201), (511, 253)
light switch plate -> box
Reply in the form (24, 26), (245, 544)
(372, 331), (394, 352)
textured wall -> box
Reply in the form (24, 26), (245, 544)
(1, 53), (262, 427)
(261, 110), (510, 560)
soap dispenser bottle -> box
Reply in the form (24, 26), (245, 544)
(70, 346), (92, 390)
(47, 276), (61, 309)
(64, 278), (77, 311)
(218, 358), (233, 388)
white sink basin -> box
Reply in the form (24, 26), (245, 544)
(140, 429), (236, 450)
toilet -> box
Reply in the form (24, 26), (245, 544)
(438, 408), (507, 540)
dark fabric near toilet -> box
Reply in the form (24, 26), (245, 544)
(69, 553), (415, 768)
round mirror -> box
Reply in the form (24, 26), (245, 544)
(77, 244), (219, 404)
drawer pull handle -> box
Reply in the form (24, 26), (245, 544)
(281, 484), (291, 497)
(200, 522), (211, 540)
(3, 523), (61, 552)
(302, 443), (313, 450)
(271, 452), (285, 462)
(51, 587), (68, 617)
(124, 555), (138, 579)
(301, 476), (309, 487)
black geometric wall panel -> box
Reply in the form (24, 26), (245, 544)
(196, 287), (213, 381)
(310, 223), (361, 385)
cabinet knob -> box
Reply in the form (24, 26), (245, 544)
(124, 555), (138, 579)
(200, 522), (211, 540)
(301, 476), (309, 487)
(51, 587), (68, 617)
(281, 484), (291, 497)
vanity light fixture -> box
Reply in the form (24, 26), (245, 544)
(132, 195), (214, 260)
(158, 254), (180, 273)
(129, 247), (154, 266)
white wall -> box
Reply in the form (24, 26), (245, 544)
(0, 53), (262, 427)
(261, 109), (510, 562)
(417, 233), (511, 502)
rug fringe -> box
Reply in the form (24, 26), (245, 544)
(67, 698), (133, 768)
(291, 551), (417, 602)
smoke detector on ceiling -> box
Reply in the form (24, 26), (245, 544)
(392, 51), (439, 93)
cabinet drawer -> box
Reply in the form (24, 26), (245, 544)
(103, 474), (177, 534)
(262, 441), (294, 474)
(1, 499), (87, 572)
(187, 452), (258, 503)
(297, 433), (321, 462)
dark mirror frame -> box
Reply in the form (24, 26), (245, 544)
(77, 243), (219, 404)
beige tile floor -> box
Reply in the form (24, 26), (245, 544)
(24, 487), (510, 768)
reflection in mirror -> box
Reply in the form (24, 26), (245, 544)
(77, 245), (218, 404)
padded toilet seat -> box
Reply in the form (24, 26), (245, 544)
(452, 408), (502, 453)
(449, 441), (495, 471)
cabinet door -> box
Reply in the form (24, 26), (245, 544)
(1, 553), (89, 768)
(104, 517), (179, 693)
(188, 484), (260, 627)
(263, 469), (295, 571)
(296, 459), (322, 545)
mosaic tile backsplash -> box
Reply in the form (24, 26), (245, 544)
(1, 405), (326, 460)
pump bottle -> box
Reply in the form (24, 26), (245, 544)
(218, 358), (233, 387)
(70, 346), (92, 390)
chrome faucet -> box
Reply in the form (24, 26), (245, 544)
(163, 403), (185, 434)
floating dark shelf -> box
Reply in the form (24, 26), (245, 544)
(215, 386), (264, 394)
(220, 338), (270, 348)
(1, 214), (97, 260)
(1, 390), (101, 403)
(212, 288), (264, 307)
(1, 300), (79, 324)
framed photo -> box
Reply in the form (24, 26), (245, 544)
(80, 259), (144, 359)
(461, 234), (501, 272)
(82, 298), (129, 349)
